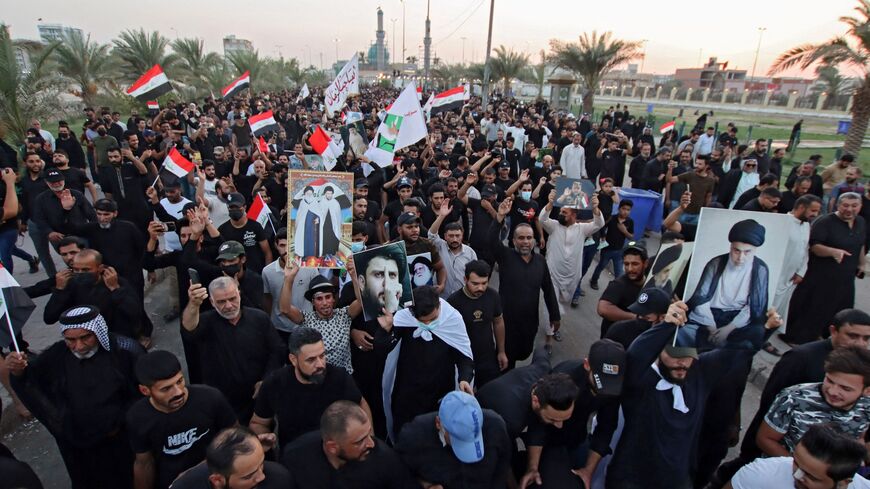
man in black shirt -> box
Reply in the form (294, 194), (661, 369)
(458, 173), (499, 265)
(282, 401), (418, 489)
(640, 148), (672, 192)
(590, 200), (635, 289)
(18, 153), (55, 277)
(44, 248), (141, 339)
(32, 168), (96, 249)
(219, 192), (272, 274)
(605, 286), (671, 349)
(395, 391), (512, 489)
(98, 147), (151, 233)
(52, 150), (97, 201)
(741, 186), (781, 213)
(182, 276), (283, 423)
(6, 306), (143, 489)
(628, 142), (652, 187)
(709, 308), (870, 488)
(447, 259), (506, 388)
(250, 327), (365, 452)
(597, 244), (648, 337)
(170, 427), (290, 489)
(127, 351), (237, 489)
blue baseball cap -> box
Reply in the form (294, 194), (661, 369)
(439, 391), (485, 463)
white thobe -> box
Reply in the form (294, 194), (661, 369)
(772, 214), (810, 327)
(560, 144), (587, 179)
(540, 210), (605, 311)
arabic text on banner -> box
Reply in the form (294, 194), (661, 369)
(325, 54), (360, 116)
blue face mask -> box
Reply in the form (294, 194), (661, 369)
(417, 318), (439, 331)
(350, 241), (365, 253)
(521, 191), (532, 201)
(534, 161), (543, 168)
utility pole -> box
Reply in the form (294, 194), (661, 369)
(750, 27), (767, 83)
(391, 18), (397, 67)
(461, 37), (466, 65)
(481, 0), (495, 108)
(640, 39), (648, 73)
(401, 0), (406, 66)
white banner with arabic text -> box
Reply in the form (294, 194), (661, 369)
(325, 54), (359, 117)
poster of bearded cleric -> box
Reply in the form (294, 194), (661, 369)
(287, 170), (353, 268)
(679, 208), (790, 351)
(351, 241), (414, 322)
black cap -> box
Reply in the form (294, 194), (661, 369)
(162, 177), (182, 189)
(397, 177), (412, 189)
(498, 161), (510, 169)
(397, 212), (420, 227)
(354, 178), (369, 189)
(44, 168), (64, 183)
(588, 339), (626, 397)
(480, 184), (498, 198)
(304, 275), (337, 301)
(93, 198), (118, 212)
(623, 241), (648, 260)
(225, 192), (246, 208)
(435, 152), (449, 161)
(628, 287), (671, 316)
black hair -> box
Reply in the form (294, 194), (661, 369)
(201, 159), (215, 169)
(760, 187), (781, 199)
(619, 199), (634, 209)
(205, 427), (258, 478)
(794, 194), (822, 209)
(464, 259), (491, 279)
(411, 286), (440, 318)
(793, 175), (812, 188)
(402, 199), (423, 212)
(759, 173), (778, 186)
(428, 183), (445, 197)
(840, 154), (855, 163)
(288, 327), (323, 356)
(695, 154), (710, 163)
(174, 217), (191, 238)
(135, 350), (182, 386)
(320, 401), (368, 441)
(623, 245), (648, 261)
(444, 222), (464, 234)
(824, 346), (870, 387)
(351, 221), (368, 238)
(832, 308), (870, 330)
(274, 228), (287, 243)
(533, 373), (579, 410)
(660, 231), (685, 244)
(57, 235), (87, 250)
(800, 424), (867, 482)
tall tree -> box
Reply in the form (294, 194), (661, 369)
(548, 31), (642, 113)
(53, 30), (111, 107)
(769, 0), (869, 156)
(490, 46), (530, 95)
(813, 65), (855, 109)
(226, 50), (264, 92)
(0, 26), (62, 147)
(112, 29), (178, 80)
(171, 38), (221, 95)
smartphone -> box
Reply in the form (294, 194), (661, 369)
(120, 141), (130, 150)
(188, 268), (200, 285)
(162, 221), (177, 232)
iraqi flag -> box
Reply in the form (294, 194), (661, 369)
(416, 85), (423, 101)
(126, 64), (173, 101)
(146, 100), (159, 110)
(309, 125), (344, 171)
(0, 262), (36, 350)
(162, 148), (195, 178)
(429, 85), (467, 116)
(222, 71), (250, 99)
(248, 110), (279, 136)
(247, 193), (272, 230)
(659, 120), (676, 134)
(257, 136), (270, 154)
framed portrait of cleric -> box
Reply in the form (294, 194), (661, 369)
(553, 177), (595, 209)
(340, 121), (369, 159)
(644, 242), (694, 296)
(287, 170), (354, 268)
(679, 208), (790, 351)
(350, 241), (414, 322)
(407, 252), (435, 289)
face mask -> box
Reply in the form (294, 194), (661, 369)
(521, 191), (532, 201)
(72, 272), (98, 287)
(59, 134), (69, 140)
(534, 161), (543, 168)
(221, 264), (241, 277)
(557, 214), (570, 226)
(228, 209), (244, 221)
(350, 242), (365, 253)
(417, 318), (439, 331)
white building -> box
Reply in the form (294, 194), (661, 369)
(223, 35), (253, 56)
(37, 23), (83, 42)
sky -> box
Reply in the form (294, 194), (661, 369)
(3, 0), (863, 77)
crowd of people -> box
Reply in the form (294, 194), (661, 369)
(0, 84), (868, 489)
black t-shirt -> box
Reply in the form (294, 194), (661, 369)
(0, 180), (17, 232)
(602, 217), (633, 250)
(447, 287), (502, 376)
(282, 430), (419, 489)
(605, 318), (654, 350)
(599, 275), (643, 335)
(508, 197), (540, 240)
(126, 385), (237, 489)
(218, 220), (268, 273)
(475, 349), (549, 439)
(58, 167), (91, 194)
(253, 365), (362, 449)
(170, 460), (290, 489)
(232, 124), (252, 147)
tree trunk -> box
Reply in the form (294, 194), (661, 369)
(583, 91), (594, 115)
(844, 78), (869, 158)
(503, 78), (511, 97)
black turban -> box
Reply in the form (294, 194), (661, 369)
(728, 219), (765, 246)
(652, 244), (683, 275)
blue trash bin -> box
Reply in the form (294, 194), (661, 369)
(613, 188), (664, 240)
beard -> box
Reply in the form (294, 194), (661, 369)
(300, 368), (326, 384)
(658, 360), (689, 385)
(216, 307), (241, 320)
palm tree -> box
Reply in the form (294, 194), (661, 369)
(465, 63), (486, 83)
(490, 45), (530, 96)
(549, 31), (643, 113)
(171, 38), (221, 95)
(203, 62), (231, 98)
(112, 29), (178, 80)
(524, 50), (550, 98)
(812, 65), (855, 109)
(0, 26), (62, 147)
(52, 30), (112, 107)
(226, 50), (264, 92)
(769, 0), (869, 155)
(431, 63), (466, 88)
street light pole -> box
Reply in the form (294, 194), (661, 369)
(401, 0), (406, 66)
(461, 37), (466, 65)
(391, 18), (397, 67)
(481, 0), (495, 108)
(640, 39), (648, 73)
(750, 27), (767, 83)
(334, 38), (340, 65)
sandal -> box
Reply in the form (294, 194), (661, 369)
(762, 341), (782, 357)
